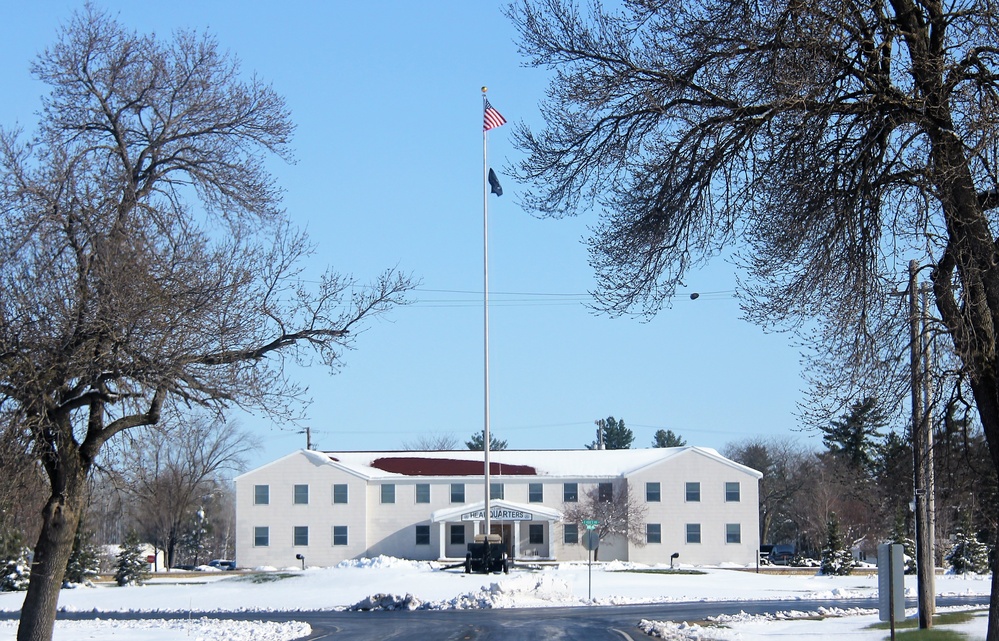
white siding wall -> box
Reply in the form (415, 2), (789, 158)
(627, 450), (760, 565)
(235, 452), (368, 568)
(235, 449), (761, 568)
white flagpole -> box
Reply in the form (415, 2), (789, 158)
(481, 87), (492, 541)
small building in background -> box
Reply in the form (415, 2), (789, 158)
(234, 447), (761, 568)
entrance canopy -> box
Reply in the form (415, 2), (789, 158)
(431, 499), (561, 523)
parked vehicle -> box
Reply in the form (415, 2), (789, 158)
(208, 559), (237, 571)
(770, 545), (796, 565)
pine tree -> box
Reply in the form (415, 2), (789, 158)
(946, 512), (991, 574)
(114, 531), (149, 587)
(0, 528), (31, 592)
(652, 429), (686, 448)
(588, 417), (634, 450)
(820, 512), (855, 576)
(465, 432), (508, 451)
(64, 527), (100, 586)
(888, 511), (917, 575)
(820, 397), (887, 473)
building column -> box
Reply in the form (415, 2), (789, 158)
(548, 520), (555, 559)
(513, 521), (521, 559)
(472, 520), (480, 537)
(438, 522), (446, 560)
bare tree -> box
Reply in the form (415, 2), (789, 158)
(403, 432), (460, 450)
(0, 418), (48, 551)
(118, 417), (256, 569)
(723, 437), (812, 546)
(0, 9), (414, 641)
(561, 482), (646, 561)
(507, 1), (999, 634)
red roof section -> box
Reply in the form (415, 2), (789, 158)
(370, 457), (537, 477)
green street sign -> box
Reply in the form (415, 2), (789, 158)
(582, 519), (600, 529)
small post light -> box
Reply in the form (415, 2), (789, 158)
(295, 553), (305, 570)
(670, 552), (680, 569)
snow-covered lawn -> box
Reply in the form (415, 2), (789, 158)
(0, 558), (991, 640)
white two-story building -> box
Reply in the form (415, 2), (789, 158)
(234, 447), (761, 568)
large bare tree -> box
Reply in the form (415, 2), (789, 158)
(508, 0), (999, 635)
(0, 9), (414, 641)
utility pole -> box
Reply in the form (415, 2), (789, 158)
(908, 261), (935, 628)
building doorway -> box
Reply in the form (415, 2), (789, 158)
(490, 523), (513, 556)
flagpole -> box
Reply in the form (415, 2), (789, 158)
(481, 87), (492, 542)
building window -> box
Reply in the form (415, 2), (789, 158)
(415, 525), (431, 545)
(564, 523), (579, 544)
(646, 482), (661, 502)
(450, 524), (465, 545)
(332, 526), (348, 546)
(451, 483), (465, 503)
(598, 482), (613, 503)
(646, 523), (662, 544)
(332, 484), (348, 504)
(381, 483), (395, 504)
(253, 526), (269, 547)
(293, 484), (309, 505)
(294, 526), (309, 547)
(725, 482), (741, 502)
(686, 523), (701, 544)
(529, 524), (544, 545)
(529, 483), (543, 503)
(490, 482), (504, 500)
(254, 485), (269, 505)
(726, 523), (742, 544)
(416, 483), (431, 504)
(563, 482), (578, 502)
(685, 482), (701, 502)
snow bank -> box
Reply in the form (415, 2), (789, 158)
(0, 618), (310, 641)
(348, 573), (578, 610)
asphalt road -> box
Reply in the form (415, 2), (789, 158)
(4, 595), (987, 640)
(287, 595), (990, 640)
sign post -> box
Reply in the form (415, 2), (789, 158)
(878, 543), (904, 640)
(582, 520), (600, 602)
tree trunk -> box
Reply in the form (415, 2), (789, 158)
(17, 479), (85, 641)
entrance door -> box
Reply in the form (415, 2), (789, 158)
(490, 523), (513, 556)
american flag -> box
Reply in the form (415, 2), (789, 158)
(483, 98), (507, 131)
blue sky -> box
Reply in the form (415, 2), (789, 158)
(0, 1), (820, 469)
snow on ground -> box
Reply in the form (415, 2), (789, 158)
(0, 558), (991, 640)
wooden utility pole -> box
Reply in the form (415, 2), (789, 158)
(909, 261), (935, 628)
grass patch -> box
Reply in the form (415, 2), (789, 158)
(234, 572), (300, 584)
(867, 609), (986, 640)
(611, 568), (706, 576)
(869, 610), (982, 631)
(892, 629), (969, 640)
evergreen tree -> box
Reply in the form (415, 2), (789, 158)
(820, 397), (887, 473)
(946, 512), (991, 574)
(652, 429), (686, 448)
(64, 527), (100, 586)
(820, 512), (855, 576)
(465, 432), (508, 451)
(888, 511), (917, 575)
(178, 507), (212, 567)
(587, 417), (634, 450)
(114, 532), (149, 587)
(0, 528), (31, 592)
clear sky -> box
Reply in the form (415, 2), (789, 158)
(0, 1), (821, 469)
